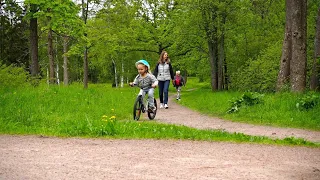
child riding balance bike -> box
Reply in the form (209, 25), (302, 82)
(130, 60), (158, 120)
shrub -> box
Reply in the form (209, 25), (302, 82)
(0, 64), (29, 89)
(296, 94), (319, 111)
(227, 92), (264, 113)
(230, 42), (281, 92)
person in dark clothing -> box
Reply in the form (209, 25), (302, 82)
(173, 70), (185, 100)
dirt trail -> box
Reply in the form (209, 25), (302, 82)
(0, 135), (319, 180)
(154, 96), (320, 143)
(1, 96), (320, 179)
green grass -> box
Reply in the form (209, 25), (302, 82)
(178, 78), (320, 131)
(0, 82), (319, 147)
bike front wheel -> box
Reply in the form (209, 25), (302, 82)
(133, 95), (143, 120)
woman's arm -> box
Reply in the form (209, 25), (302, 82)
(169, 64), (174, 80)
(153, 63), (159, 77)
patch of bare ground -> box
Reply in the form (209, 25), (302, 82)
(0, 135), (319, 180)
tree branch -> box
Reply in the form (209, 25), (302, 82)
(127, 48), (158, 54)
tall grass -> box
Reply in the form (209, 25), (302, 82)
(178, 78), (320, 131)
(0, 81), (319, 147)
(0, 83), (136, 134)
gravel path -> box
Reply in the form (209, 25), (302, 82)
(155, 96), (320, 143)
(0, 96), (319, 179)
(0, 135), (319, 180)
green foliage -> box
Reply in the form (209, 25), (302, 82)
(227, 92), (264, 114)
(0, 64), (29, 89)
(0, 1), (29, 67)
(231, 41), (282, 92)
(58, 114), (118, 137)
(296, 93), (320, 111)
(2, 0), (319, 91)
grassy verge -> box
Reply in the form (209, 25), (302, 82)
(0, 83), (318, 147)
(177, 78), (320, 131)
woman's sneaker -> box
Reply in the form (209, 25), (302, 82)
(164, 104), (168, 109)
(160, 103), (164, 109)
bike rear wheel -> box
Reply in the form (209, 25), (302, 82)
(133, 95), (143, 120)
(147, 98), (157, 120)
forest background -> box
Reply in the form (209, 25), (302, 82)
(1, 0), (320, 93)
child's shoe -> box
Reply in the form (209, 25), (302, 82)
(160, 103), (164, 109)
(148, 106), (157, 112)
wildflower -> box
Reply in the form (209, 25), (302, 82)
(110, 116), (116, 120)
(102, 115), (108, 121)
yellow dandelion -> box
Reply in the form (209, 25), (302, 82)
(102, 115), (108, 118)
(110, 116), (116, 119)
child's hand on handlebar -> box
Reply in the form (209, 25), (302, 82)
(129, 82), (134, 87)
(151, 84), (157, 88)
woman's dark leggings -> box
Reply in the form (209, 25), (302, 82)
(158, 80), (170, 104)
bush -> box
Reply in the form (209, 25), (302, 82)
(296, 93), (319, 111)
(227, 92), (264, 113)
(230, 42), (281, 92)
(0, 64), (29, 89)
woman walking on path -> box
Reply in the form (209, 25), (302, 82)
(153, 51), (174, 109)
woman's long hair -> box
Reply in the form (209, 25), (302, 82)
(158, 51), (170, 64)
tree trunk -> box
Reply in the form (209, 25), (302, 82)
(55, 37), (60, 85)
(224, 59), (228, 90)
(290, 0), (307, 92)
(208, 39), (218, 91)
(83, 47), (88, 88)
(63, 36), (69, 86)
(82, 0), (89, 89)
(0, 15), (3, 62)
(310, 6), (320, 91)
(202, 3), (219, 91)
(277, 0), (292, 91)
(184, 70), (188, 85)
(112, 59), (118, 88)
(277, 0), (307, 92)
(29, 4), (39, 76)
(56, 63), (59, 85)
(48, 28), (55, 84)
(121, 60), (124, 88)
(218, 13), (226, 90)
(218, 35), (224, 90)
